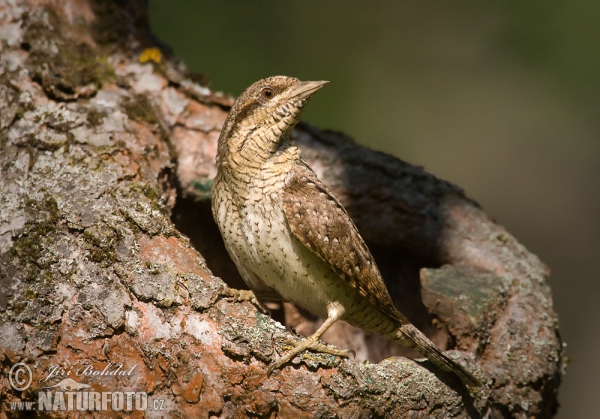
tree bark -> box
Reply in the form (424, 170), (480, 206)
(0, 1), (562, 417)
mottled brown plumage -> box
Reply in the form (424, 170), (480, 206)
(212, 76), (481, 388)
(282, 165), (405, 323)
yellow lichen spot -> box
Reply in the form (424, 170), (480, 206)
(139, 47), (162, 64)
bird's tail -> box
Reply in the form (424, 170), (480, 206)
(395, 323), (482, 389)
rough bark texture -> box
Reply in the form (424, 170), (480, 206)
(0, 1), (563, 417)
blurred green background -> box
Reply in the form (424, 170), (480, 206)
(150, 1), (599, 417)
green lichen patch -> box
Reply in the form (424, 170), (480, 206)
(5, 193), (66, 323)
(122, 93), (159, 125)
(10, 195), (61, 283)
(192, 178), (213, 201)
(0, 77), (21, 131)
(86, 108), (108, 128)
(129, 182), (163, 208)
(23, 288), (39, 300)
(12, 196), (59, 258)
(145, 261), (162, 275)
(23, 8), (114, 101)
(82, 224), (123, 265)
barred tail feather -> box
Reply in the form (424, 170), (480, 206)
(396, 323), (482, 389)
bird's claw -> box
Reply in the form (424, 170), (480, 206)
(222, 288), (270, 314)
(272, 334), (296, 345)
(267, 336), (353, 376)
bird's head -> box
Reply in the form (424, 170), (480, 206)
(217, 76), (328, 168)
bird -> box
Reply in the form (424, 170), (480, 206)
(211, 75), (481, 388)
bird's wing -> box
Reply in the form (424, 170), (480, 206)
(282, 163), (406, 324)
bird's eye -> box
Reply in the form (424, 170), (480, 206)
(261, 87), (275, 100)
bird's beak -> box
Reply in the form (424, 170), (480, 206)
(289, 80), (329, 100)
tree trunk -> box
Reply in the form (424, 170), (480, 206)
(0, 1), (562, 417)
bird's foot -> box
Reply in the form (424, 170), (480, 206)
(268, 336), (354, 375)
(222, 288), (270, 314)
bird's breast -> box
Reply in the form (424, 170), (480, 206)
(213, 175), (332, 317)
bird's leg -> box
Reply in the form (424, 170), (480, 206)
(268, 313), (352, 375)
(222, 287), (271, 314)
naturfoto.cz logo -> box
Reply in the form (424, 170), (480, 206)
(6, 362), (166, 413)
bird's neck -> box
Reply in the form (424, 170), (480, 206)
(219, 130), (300, 185)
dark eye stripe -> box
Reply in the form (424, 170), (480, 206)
(232, 100), (260, 126)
